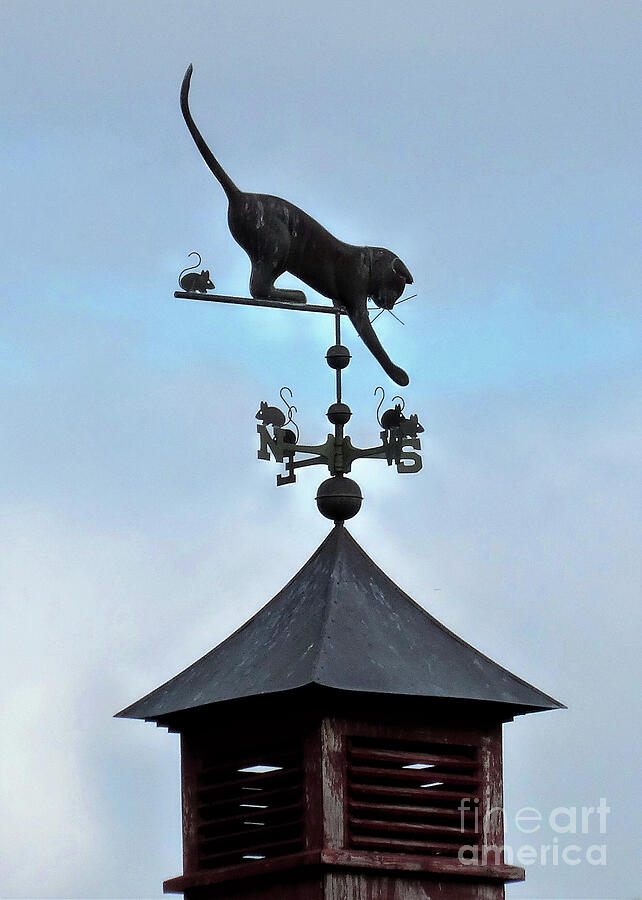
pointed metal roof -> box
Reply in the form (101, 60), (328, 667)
(117, 525), (563, 721)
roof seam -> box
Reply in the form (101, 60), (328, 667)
(342, 529), (564, 709)
(310, 526), (343, 683)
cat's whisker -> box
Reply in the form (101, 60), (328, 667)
(370, 309), (385, 324)
(395, 293), (417, 307)
(388, 309), (405, 326)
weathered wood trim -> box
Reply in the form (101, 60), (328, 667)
(481, 725), (505, 856)
(321, 716), (347, 848)
(163, 846), (524, 894)
(332, 712), (486, 746)
(163, 850), (321, 892)
(324, 871), (506, 899)
(320, 848), (524, 882)
(180, 732), (199, 875)
(304, 722), (324, 850)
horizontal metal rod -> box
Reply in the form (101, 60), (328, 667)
(174, 292), (347, 316)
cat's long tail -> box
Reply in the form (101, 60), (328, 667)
(180, 65), (240, 200)
(347, 305), (410, 387)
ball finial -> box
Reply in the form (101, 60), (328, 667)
(326, 344), (351, 370)
(316, 475), (362, 523)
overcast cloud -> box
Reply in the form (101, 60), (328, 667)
(1, 1), (640, 898)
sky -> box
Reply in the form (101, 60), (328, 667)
(1, 1), (640, 897)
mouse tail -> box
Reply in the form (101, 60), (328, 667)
(181, 65), (240, 201)
(348, 305), (410, 387)
(374, 386), (386, 426)
(178, 251), (201, 288)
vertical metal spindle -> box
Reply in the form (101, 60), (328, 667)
(335, 312), (342, 404)
(334, 312), (343, 474)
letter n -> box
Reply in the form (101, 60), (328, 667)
(257, 424), (283, 462)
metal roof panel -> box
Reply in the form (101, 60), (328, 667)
(116, 525), (563, 720)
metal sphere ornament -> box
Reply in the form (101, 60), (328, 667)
(316, 476), (363, 523)
(327, 402), (352, 425)
(325, 344), (352, 370)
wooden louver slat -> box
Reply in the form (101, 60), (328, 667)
(349, 764), (480, 787)
(350, 746), (478, 770)
(195, 741), (304, 870)
(347, 737), (482, 858)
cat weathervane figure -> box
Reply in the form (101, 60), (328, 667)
(176, 64), (414, 387)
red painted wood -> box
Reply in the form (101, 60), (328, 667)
(350, 817), (477, 839)
(480, 726), (505, 855)
(303, 724), (324, 850)
(324, 872), (506, 900)
(350, 745), (478, 768)
(349, 782), (479, 804)
(198, 801), (301, 832)
(165, 689), (520, 898)
(163, 850), (321, 893)
(180, 733), (199, 874)
(351, 834), (465, 853)
(198, 836), (303, 867)
(320, 848), (524, 881)
(348, 799), (475, 821)
(321, 717), (346, 849)
(198, 765), (302, 794)
(348, 763), (480, 786)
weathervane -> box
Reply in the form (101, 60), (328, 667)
(175, 64), (424, 522)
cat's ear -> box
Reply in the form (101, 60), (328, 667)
(392, 257), (413, 283)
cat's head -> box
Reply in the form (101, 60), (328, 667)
(367, 249), (413, 310)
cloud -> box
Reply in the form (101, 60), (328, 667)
(1, 1), (640, 897)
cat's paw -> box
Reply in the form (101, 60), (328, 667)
(272, 289), (307, 304)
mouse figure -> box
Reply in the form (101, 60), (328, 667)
(256, 401), (286, 429)
(398, 413), (424, 439)
(381, 403), (404, 430)
(256, 388), (300, 444)
(181, 65), (413, 386)
(375, 387), (424, 464)
(178, 251), (215, 292)
(256, 393), (298, 465)
(375, 386), (405, 430)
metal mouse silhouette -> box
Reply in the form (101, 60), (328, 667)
(180, 64), (413, 386)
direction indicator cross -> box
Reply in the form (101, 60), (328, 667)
(175, 288), (423, 523)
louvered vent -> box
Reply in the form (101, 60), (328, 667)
(195, 741), (304, 869)
(347, 736), (481, 857)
